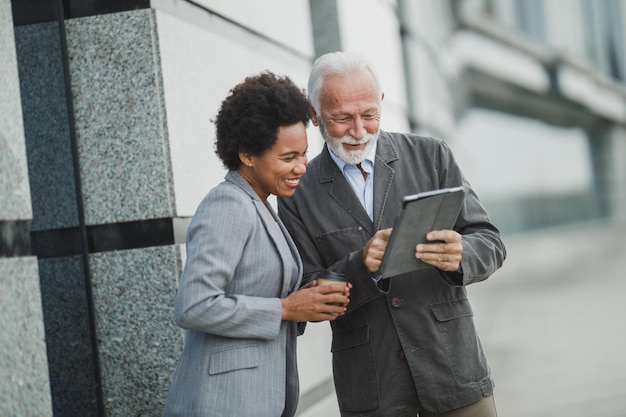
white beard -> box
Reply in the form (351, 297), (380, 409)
(319, 121), (379, 165)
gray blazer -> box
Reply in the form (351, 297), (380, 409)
(278, 131), (506, 413)
(163, 170), (303, 417)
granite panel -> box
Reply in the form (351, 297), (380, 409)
(0, 257), (52, 417)
(65, 10), (176, 225)
(0, 0), (32, 221)
(14, 23), (79, 231)
(89, 245), (183, 416)
(38, 256), (99, 417)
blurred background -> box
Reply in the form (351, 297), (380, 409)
(1, 0), (625, 416)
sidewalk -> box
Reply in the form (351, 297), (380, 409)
(297, 219), (626, 417)
(468, 219), (626, 417)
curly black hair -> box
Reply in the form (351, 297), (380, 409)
(214, 71), (310, 170)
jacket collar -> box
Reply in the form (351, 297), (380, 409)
(225, 169), (259, 200)
(225, 169), (303, 294)
(316, 131), (399, 232)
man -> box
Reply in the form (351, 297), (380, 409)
(278, 51), (506, 416)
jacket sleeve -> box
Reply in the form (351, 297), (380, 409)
(435, 140), (507, 286)
(175, 186), (282, 339)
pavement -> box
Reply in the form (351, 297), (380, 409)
(297, 218), (626, 417)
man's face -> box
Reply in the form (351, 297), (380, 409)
(314, 72), (382, 165)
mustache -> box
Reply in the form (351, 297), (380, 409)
(335, 132), (378, 145)
(318, 118), (379, 151)
(340, 136), (370, 145)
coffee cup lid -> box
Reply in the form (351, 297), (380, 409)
(318, 269), (346, 280)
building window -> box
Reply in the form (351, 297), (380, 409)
(514, 0), (545, 41)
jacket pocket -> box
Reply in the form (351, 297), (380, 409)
(430, 299), (489, 384)
(331, 325), (379, 412)
(430, 298), (473, 321)
(208, 343), (259, 375)
(317, 226), (369, 266)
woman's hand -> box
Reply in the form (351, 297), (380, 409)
(281, 281), (351, 322)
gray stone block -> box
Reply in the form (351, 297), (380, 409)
(38, 256), (99, 416)
(66, 10), (176, 225)
(89, 245), (183, 416)
(14, 22), (79, 231)
(0, 0), (31, 221)
(0, 257), (52, 417)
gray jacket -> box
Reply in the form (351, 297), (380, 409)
(163, 170), (303, 417)
(278, 131), (506, 413)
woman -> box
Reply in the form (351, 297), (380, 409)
(162, 72), (350, 417)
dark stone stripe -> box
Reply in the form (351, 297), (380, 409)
(31, 217), (190, 258)
(0, 220), (32, 257)
(31, 226), (82, 258)
(11, 0), (150, 26)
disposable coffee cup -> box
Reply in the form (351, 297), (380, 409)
(317, 270), (348, 309)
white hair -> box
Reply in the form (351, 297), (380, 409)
(307, 51), (382, 116)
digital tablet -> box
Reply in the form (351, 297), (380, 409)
(378, 186), (465, 279)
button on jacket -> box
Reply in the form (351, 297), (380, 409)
(278, 131), (506, 414)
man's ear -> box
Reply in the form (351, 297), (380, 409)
(309, 105), (320, 127)
(381, 92), (385, 102)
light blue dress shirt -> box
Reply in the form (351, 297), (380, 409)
(328, 143), (383, 282)
(328, 142), (377, 221)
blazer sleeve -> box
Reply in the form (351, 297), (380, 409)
(175, 185), (283, 340)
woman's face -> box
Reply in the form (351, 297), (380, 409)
(243, 121), (308, 201)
